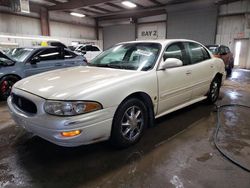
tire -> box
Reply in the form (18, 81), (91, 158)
(0, 75), (20, 100)
(226, 68), (232, 76)
(110, 98), (148, 148)
(207, 76), (221, 104)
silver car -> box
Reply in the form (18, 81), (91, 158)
(0, 47), (86, 100)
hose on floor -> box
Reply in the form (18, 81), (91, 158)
(214, 104), (250, 172)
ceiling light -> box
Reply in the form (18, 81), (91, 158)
(70, 12), (86, 18)
(121, 1), (137, 8)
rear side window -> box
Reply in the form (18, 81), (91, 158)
(90, 46), (100, 51)
(219, 46), (226, 54)
(187, 42), (210, 64)
(164, 42), (189, 65)
(85, 45), (100, 51)
(64, 50), (77, 59)
(37, 48), (62, 61)
(225, 47), (230, 53)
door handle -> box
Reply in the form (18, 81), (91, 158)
(186, 70), (192, 75)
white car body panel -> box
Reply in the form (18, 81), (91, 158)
(8, 39), (225, 147)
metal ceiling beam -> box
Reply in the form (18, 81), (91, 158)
(148, 0), (163, 6)
(215, 0), (241, 4)
(45, 0), (60, 5)
(79, 7), (104, 15)
(105, 2), (126, 10)
(98, 8), (166, 21)
(48, 0), (114, 11)
(132, 2), (145, 9)
(89, 5), (112, 13)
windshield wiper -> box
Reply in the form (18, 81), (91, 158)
(90, 63), (124, 69)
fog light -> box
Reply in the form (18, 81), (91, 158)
(61, 130), (81, 137)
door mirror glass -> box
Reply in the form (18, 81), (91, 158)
(160, 58), (183, 70)
(31, 56), (40, 64)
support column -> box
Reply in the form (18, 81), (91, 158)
(95, 18), (99, 40)
(40, 7), (50, 36)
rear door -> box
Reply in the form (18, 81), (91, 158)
(185, 42), (214, 99)
(63, 50), (84, 67)
(157, 42), (193, 115)
(24, 48), (64, 77)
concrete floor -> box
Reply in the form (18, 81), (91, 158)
(0, 69), (249, 188)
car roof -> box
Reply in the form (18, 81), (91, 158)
(13, 46), (64, 51)
(206, 45), (229, 48)
(117, 39), (204, 46)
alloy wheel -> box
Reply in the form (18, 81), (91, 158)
(120, 105), (144, 141)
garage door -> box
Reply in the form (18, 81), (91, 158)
(103, 24), (136, 50)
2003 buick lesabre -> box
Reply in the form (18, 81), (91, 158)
(8, 39), (226, 148)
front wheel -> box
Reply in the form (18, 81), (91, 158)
(110, 98), (148, 148)
(207, 76), (221, 104)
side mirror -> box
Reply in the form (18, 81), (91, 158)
(82, 51), (86, 55)
(159, 58), (183, 70)
(31, 56), (40, 64)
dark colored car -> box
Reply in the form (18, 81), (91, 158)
(0, 47), (86, 100)
(206, 45), (234, 75)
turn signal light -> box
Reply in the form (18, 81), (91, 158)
(61, 130), (81, 137)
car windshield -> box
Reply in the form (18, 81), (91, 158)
(207, 46), (218, 55)
(89, 43), (161, 71)
(6, 48), (34, 62)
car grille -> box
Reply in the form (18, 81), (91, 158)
(12, 93), (37, 114)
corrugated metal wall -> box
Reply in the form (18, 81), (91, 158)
(216, 0), (250, 68)
(103, 24), (136, 50)
(0, 13), (41, 36)
(167, 6), (217, 45)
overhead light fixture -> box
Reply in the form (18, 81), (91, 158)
(121, 1), (137, 8)
(70, 12), (86, 18)
(0, 35), (59, 41)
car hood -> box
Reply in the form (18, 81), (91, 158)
(14, 66), (141, 100)
(0, 51), (15, 61)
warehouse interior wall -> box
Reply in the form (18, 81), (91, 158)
(166, 2), (218, 45)
(0, 12), (102, 48)
(216, 0), (250, 69)
(103, 24), (136, 50)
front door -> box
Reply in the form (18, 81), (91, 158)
(24, 48), (64, 77)
(157, 42), (192, 116)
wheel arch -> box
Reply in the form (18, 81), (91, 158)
(116, 91), (155, 128)
(214, 72), (223, 85)
(0, 74), (22, 81)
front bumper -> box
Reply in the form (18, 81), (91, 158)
(7, 89), (116, 147)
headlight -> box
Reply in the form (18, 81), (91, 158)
(44, 100), (102, 116)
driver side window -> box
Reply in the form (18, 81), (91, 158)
(164, 43), (188, 65)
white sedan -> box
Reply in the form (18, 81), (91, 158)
(8, 39), (225, 148)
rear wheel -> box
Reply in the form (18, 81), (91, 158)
(226, 68), (232, 76)
(110, 98), (148, 148)
(207, 76), (221, 104)
(0, 76), (19, 100)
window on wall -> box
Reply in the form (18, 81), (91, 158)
(187, 42), (210, 64)
(164, 42), (189, 65)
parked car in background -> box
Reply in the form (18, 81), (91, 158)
(206, 45), (234, 75)
(8, 39), (225, 148)
(75, 44), (102, 61)
(45, 40), (68, 49)
(0, 47), (86, 100)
